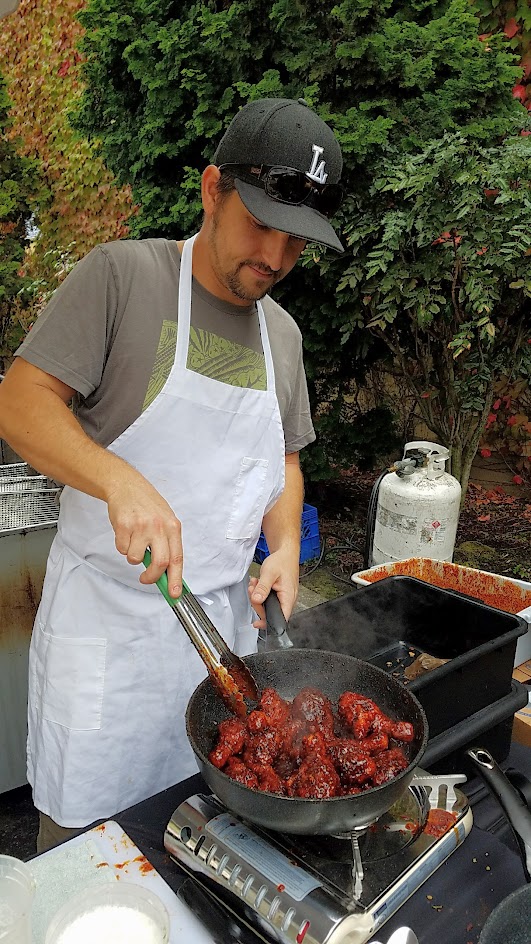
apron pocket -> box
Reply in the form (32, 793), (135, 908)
(38, 625), (106, 731)
(226, 457), (269, 540)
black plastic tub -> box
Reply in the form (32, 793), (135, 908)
(422, 680), (528, 775)
(287, 576), (528, 738)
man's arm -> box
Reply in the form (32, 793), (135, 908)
(249, 450), (303, 624)
(0, 358), (184, 595)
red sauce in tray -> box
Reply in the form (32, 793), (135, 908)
(361, 560), (531, 614)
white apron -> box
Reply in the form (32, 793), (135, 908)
(27, 234), (285, 827)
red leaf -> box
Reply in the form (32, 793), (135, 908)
(512, 84), (527, 102)
(478, 514), (491, 522)
(57, 60), (71, 77)
(504, 18), (520, 39)
(493, 399), (501, 410)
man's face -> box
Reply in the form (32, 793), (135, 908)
(207, 189), (306, 304)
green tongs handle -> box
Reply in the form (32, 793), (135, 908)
(143, 549), (190, 604)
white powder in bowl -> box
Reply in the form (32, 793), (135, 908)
(54, 903), (164, 944)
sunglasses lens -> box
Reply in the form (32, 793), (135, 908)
(265, 168), (310, 204)
(317, 183), (343, 218)
(265, 168), (343, 217)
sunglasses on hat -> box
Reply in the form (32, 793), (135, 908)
(218, 163), (343, 219)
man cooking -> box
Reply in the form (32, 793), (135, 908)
(0, 97), (344, 852)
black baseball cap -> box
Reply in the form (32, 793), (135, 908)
(213, 98), (344, 253)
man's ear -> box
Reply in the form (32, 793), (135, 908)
(201, 165), (222, 216)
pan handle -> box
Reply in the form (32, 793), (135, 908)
(261, 590), (294, 650)
(467, 747), (531, 881)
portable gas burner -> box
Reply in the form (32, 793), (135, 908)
(164, 770), (472, 944)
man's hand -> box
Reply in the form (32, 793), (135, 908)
(248, 549), (299, 629)
(106, 473), (183, 597)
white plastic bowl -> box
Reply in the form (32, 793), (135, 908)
(0, 854), (36, 943)
(44, 882), (170, 944)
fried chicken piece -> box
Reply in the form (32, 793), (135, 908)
(373, 747), (409, 786)
(256, 765), (285, 795)
(243, 726), (282, 770)
(260, 688), (290, 727)
(300, 732), (329, 759)
(273, 751), (299, 781)
(390, 720), (415, 742)
(224, 757), (259, 789)
(292, 687), (335, 738)
(357, 732), (389, 754)
(208, 718), (247, 769)
(338, 692), (377, 739)
(370, 709), (394, 735)
(278, 718), (307, 762)
(287, 753), (341, 799)
(246, 709), (271, 735)
(328, 739), (377, 786)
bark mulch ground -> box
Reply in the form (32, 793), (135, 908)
(301, 469), (531, 599)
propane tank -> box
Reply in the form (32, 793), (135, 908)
(370, 441), (462, 567)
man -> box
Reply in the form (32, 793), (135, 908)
(0, 97), (344, 851)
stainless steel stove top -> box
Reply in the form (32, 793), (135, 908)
(164, 771), (472, 944)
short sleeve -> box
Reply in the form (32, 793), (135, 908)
(283, 349), (316, 454)
(15, 246), (118, 397)
(261, 295), (316, 454)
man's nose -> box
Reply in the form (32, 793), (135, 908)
(261, 229), (291, 272)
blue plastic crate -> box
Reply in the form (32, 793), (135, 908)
(254, 503), (321, 565)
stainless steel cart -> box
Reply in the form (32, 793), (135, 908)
(0, 463), (60, 793)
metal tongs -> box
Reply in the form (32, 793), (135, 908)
(143, 550), (258, 718)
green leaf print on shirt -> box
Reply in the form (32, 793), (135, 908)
(143, 322), (266, 412)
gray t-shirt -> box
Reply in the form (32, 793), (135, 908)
(17, 238), (315, 454)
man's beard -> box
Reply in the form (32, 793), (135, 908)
(208, 215), (280, 301)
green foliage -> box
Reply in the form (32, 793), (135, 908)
(0, 74), (43, 367)
(340, 131), (531, 491)
(73, 0), (530, 482)
(472, 0), (531, 172)
(302, 405), (402, 482)
(75, 0), (525, 240)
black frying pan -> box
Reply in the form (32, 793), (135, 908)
(186, 648), (428, 835)
(467, 747), (531, 944)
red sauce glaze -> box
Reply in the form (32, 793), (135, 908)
(209, 686), (415, 798)
(424, 808), (457, 837)
(135, 855), (155, 875)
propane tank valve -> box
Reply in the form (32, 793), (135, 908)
(390, 451), (427, 476)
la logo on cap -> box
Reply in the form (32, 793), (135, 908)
(307, 145), (328, 185)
